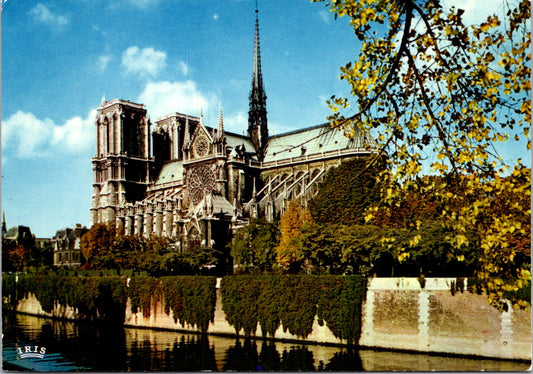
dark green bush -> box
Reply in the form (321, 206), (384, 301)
(220, 276), (261, 337)
(3, 274), (216, 330)
(2, 274), (127, 322)
(127, 276), (161, 317)
(161, 276), (217, 333)
(221, 275), (368, 344)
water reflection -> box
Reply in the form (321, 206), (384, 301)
(2, 312), (529, 372)
(223, 339), (337, 372)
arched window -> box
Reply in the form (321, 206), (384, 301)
(103, 117), (110, 155)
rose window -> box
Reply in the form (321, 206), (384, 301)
(187, 165), (216, 205)
(194, 136), (209, 157)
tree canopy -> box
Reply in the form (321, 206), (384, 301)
(276, 202), (314, 273)
(80, 224), (219, 276)
(308, 157), (383, 225)
(230, 219), (280, 274)
(313, 0), (531, 309)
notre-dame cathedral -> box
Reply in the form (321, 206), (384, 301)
(91, 11), (377, 256)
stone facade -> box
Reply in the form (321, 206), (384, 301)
(90, 12), (378, 265)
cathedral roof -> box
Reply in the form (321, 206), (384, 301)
(225, 132), (258, 160)
(263, 123), (377, 165)
(154, 161), (184, 186)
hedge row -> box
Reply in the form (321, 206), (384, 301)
(127, 276), (216, 333)
(2, 274), (216, 332)
(220, 275), (368, 345)
(2, 274), (127, 322)
(4, 274), (369, 343)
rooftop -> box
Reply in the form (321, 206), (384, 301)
(263, 123), (377, 164)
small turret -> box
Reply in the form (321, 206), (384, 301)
(217, 105), (224, 140)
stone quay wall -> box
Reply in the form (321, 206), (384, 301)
(12, 277), (531, 361)
(359, 278), (530, 361)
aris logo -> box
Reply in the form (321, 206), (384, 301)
(17, 345), (47, 359)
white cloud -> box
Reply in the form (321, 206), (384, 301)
(121, 46), (167, 78)
(51, 110), (96, 153)
(30, 3), (69, 27)
(443, 0), (506, 25)
(138, 80), (217, 120)
(2, 111), (54, 158)
(178, 61), (190, 76)
(224, 111), (247, 133)
(221, 111), (296, 136)
(2, 110), (95, 158)
(319, 10), (331, 24)
(97, 55), (112, 73)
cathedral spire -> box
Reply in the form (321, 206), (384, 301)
(251, 9), (264, 103)
(248, 4), (268, 162)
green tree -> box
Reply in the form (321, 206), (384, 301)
(308, 157), (384, 225)
(80, 223), (116, 268)
(314, 0), (531, 309)
(230, 219), (280, 274)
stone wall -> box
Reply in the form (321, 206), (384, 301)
(121, 290), (339, 344)
(359, 278), (531, 360)
(12, 277), (531, 361)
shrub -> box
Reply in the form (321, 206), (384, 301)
(221, 275), (368, 344)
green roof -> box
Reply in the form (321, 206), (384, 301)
(263, 123), (376, 164)
(154, 161), (184, 185)
(225, 132), (256, 152)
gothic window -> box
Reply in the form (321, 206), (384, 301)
(107, 118), (112, 154)
(187, 165), (216, 206)
(99, 121), (106, 156)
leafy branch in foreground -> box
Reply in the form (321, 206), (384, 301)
(313, 0), (531, 310)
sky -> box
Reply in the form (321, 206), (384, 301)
(1, 0), (529, 238)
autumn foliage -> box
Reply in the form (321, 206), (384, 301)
(312, 0), (531, 309)
(276, 202), (314, 273)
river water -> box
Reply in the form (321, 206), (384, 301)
(2, 312), (529, 372)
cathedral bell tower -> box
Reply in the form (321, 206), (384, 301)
(248, 8), (268, 162)
(91, 98), (153, 226)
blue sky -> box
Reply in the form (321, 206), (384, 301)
(2, 0), (363, 237)
(2, 0), (530, 238)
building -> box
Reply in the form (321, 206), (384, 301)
(2, 215), (53, 268)
(3, 225), (35, 248)
(53, 224), (88, 267)
(90, 10), (377, 264)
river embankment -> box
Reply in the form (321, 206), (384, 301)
(3, 275), (530, 361)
